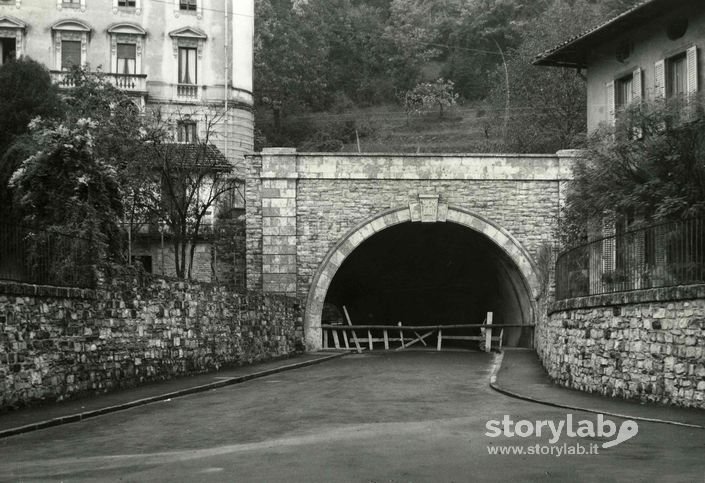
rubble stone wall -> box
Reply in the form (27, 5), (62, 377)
(0, 274), (302, 410)
(538, 285), (705, 409)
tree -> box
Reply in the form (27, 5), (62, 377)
(0, 58), (62, 219)
(402, 78), (459, 119)
(9, 117), (124, 260)
(125, 108), (240, 280)
(561, 97), (705, 246)
(484, 0), (610, 153)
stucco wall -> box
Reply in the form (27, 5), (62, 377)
(586, 3), (705, 132)
(538, 286), (705, 409)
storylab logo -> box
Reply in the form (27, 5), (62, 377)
(485, 414), (639, 456)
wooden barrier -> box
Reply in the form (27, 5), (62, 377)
(321, 312), (521, 352)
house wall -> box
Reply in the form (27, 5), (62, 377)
(586, 2), (705, 132)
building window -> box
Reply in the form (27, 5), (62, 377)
(113, 0), (141, 13)
(116, 43), (136, 74)
(667, 53), (687, 98)
(57, 0), (86, 11)
(0, 37), (16, 66)
(179, 0), (196, 11)
(61, 40), (81, 69)
(606, 67), (641, 126)
(655, 47), (698, 99)
(169, 27), (206, 98)
(0, 18), (25, 62)
(108, 24), (145, 77)
(616, 74), (633, 109)
(177, 121), (197, 143)
(51, 20), (91, 71)
(178, 46), (197, 85)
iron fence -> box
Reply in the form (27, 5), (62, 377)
(0, 223), (96, 288)
(555, 217), (705, 300)
(119, 220), (245, 287)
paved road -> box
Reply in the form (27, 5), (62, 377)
(0, 351), (703, 482)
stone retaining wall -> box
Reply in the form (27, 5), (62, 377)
(0, 272), (302, 410)
(538, 285), (705, 409)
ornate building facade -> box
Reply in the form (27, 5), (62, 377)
(0, 0), (254, 175)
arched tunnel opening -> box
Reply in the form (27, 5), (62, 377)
(322, 222), (533, 348)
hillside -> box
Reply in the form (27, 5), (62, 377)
(258, 103), (506, 154)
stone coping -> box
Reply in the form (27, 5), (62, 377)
(0, 280), (97, 300)
(0, 279), (298, 305)
(548, 283), (705, 314)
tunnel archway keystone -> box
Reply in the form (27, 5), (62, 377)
(304, 206), (541, 350)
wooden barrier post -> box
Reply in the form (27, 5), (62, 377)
(437, 329), (442, 351)
(484, 312), (493, 352)
(342, 305), (362, 353)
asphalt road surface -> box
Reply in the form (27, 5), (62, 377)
(0, 351), (703, 482)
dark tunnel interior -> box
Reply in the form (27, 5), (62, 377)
(322, 222), (533, 348)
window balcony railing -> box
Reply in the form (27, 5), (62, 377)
(108, 73), (147, 92)
(50, 71), (147, 93)
(176, 83), (200, 99)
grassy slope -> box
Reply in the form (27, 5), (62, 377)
(285, 102), (506, 154)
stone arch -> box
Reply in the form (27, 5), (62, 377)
(304, 205), (541, 350)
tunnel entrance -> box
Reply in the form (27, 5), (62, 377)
(321, 222), (533, 349)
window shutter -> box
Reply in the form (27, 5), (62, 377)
(61, 40), (81, 69)
(654, 59), (666, 98)
(632, 67), (643, 101)
(606, 80), (616, 125)
(686, 46), (698, 94)
(117, 43), (136, 60)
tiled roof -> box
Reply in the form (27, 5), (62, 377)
(533, 0), (692, 68)
(151, 143), (232, 170)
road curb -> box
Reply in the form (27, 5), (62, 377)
(489, 352), (705, 430)
(0, 352), (346, 439)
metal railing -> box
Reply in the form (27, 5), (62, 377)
(0, 223), (96, 288)
(120, 221), (245, 286)
(555, 217), (705, 299)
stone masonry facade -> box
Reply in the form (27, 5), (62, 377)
(539, 286), (705, 409)
(246, 149), (576, 302)
(0, 273), (302, 410)
(245, 148), (576, 349)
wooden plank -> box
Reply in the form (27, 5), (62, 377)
(323, 329), (329, 349)
(342, 306), (362, 354)
(396, 330), (434, 350)
(443, 336), (485, 341)
(485, 312), (493, 353)
(437, 329), (442, 351)
(384, 329), (389, 350)
(342, 330), (350, 350)
(320, 323), (530, 330)
(398, 322), (404, 348)
(332, 329), (340, 349)
(414, 331), (428, 347)
(368, 330), (373, 351)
